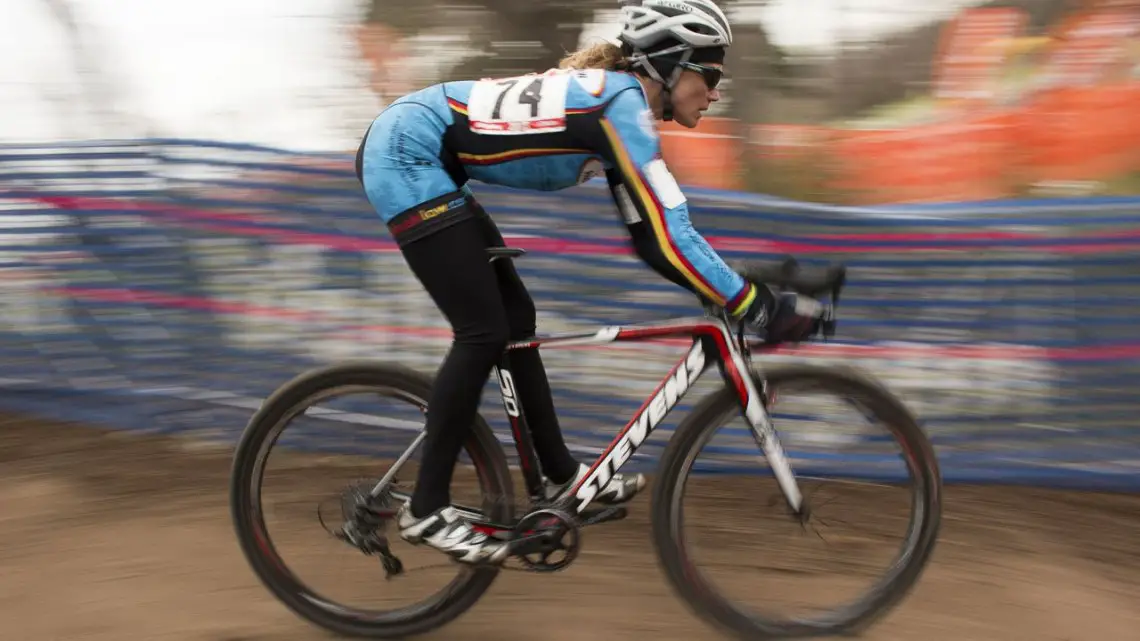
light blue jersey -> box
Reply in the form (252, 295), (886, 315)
(356, 68), (755, 314)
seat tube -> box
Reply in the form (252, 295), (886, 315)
(492, 353), (546, 501)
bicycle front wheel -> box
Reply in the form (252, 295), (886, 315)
(651, 363), (942, 639)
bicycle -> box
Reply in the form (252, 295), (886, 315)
(229, 248), (942, 640)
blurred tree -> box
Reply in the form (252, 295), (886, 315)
(364, 0), (610, 79)
(458, 0), (602, 78)
(826, 0), (1077, 120)
(364, 0), (1083, 124)
(362, 0), (789, 122)
(363, 0), (445, 34)
(720, 17), (790, 124)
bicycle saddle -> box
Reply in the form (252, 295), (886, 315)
(486, 247), (527, 262)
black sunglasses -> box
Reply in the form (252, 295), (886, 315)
(678, 62), (723, 90)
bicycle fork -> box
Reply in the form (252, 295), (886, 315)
(714, 332), (805, 515)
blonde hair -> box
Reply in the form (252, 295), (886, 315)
(558, 42), (631, 72)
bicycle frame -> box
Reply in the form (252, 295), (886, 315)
(491, 311), (803, 519)
(370, 252), (831, 532)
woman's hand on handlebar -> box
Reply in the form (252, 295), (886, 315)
(737, 283), (829, 345)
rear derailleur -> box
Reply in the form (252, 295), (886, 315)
(320, 480), (405, 579)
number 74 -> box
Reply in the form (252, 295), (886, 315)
(491, 77), (544, 119)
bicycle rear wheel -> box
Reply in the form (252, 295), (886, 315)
(651, 363), (942, 639)
(229, 361), (515, 638)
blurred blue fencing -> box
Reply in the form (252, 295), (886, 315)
(2, 139), (1139, 489)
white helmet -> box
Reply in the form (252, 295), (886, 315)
(619, 0), (733, 52)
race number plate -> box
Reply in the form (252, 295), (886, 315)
(466, 72), (571, 135)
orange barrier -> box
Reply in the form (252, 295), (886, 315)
(631, 5), (1140, 202)
(825, 111), (1018, 204)
(656, 117), (745, 191)
(656, 81), (1139, 203)
(749, 124), (830, 160)
(1017, 83), (1140, 183)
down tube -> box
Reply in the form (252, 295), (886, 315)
(715, 337), (804, 514)
(568, 339), (712, 513)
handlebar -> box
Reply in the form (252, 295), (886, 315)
(707, 256), (848, 342)
(731, 256), (847, 301)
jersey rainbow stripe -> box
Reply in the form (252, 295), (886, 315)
(599, 118), (731, 307)
(726, 281), (756, 316)
(448, 98), (468, 115)
(566, 106), (605, 115)
(457, 148), (593, 165)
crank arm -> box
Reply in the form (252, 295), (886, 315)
(580, 506), (627, 526)
(508, 531), (560, 557)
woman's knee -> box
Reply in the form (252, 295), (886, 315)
(453, 312), (512, 353)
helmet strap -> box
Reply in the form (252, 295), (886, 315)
(627, 47), (693, 122)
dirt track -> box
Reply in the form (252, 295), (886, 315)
(2, 413), (1139, 641)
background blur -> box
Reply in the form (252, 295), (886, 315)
(1, 1), (1139, 640)
(5, 0), (1139, 202)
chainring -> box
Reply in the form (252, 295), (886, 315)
(509, 508), (581, 573)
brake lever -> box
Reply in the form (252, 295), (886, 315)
(820, 288), (839, 340)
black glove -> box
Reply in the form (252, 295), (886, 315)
(736, 282), (825, 345)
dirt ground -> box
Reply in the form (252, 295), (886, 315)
(2, 413), (1139, 641)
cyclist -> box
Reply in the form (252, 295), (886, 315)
(355, 0), (824, 565)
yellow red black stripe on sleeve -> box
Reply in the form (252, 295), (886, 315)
(726, 282), (757, 317)
(448, 98), (468, 115)
(600, 118), (742, 309)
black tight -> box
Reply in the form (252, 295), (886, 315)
(399, 207), (580, 517)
